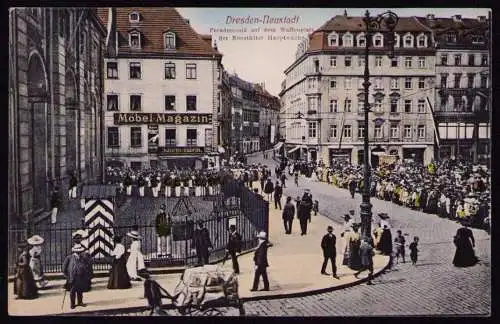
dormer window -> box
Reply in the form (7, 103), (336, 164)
(357, 33), (366, 47)
(164, 31), (176, 50)
(394, 33), (400, 47)
(403, 33), (414, 48)
(446, 32), (457, 43)
(328, 32), (339, 47)
(129, 31), (141, 49)
(471, 35), (484, 44)
(129, 12), (140, 23)
(373, 33), (384, 47)
(342, 32), (353, 47)
(417, 33), (427, 48)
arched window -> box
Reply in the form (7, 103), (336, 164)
(129, 11), (140, 23)
(394, 33), (400, 47)
(373, 33), (384, 47)
(403, 33), (414, 48)
(328, 32), (339, 46)
(164, 31), (176, 50)
(342, 32), (353, 47)
(129, 31), (141, 49)
(357, 33), (366, 47)
(417, 33), (427, 48)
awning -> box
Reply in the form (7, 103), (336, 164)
(273, 142), (284, 151)
(371, 151), (387, 156)
(402, 144), (428, 149)
(288, 145), (306, 154)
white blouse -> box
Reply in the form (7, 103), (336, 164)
(111, 243), (125, 259)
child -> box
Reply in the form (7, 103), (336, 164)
(393, 230), (406, 264)
(313, 200), (319, 216)
(409, 236), (420, 265)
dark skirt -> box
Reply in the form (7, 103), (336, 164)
(453, 239), (478, 267)
(379, 230), (393, 256)
(348, 241), (363, 271)
(15, 266), (38, 299)
(107, 256), (132, 289)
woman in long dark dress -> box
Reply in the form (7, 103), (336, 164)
(14, 243), (38, 299)
(378, 226), (393, 256)
(348, 225), (363, 271)
(108, 236), (132, 289)
(453, 226), (478, 267)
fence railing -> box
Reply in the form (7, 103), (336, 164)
(8, 178), (269, 275)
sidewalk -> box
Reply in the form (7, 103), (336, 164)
(8, 196), (390, 316)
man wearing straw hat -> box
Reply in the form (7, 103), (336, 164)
(27, 235), (48, 289)
(71, 229), (93, 292)
(250, 231), (270, 292)
(62, 244), (90, 309)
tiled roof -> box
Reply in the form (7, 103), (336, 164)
(415, 16), (488, 32)
(97, 7), (221, 57)
(316, 15), (431, 33)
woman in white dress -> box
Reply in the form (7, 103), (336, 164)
(126, 230), (146, 281)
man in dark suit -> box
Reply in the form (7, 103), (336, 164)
(225, 225), (243, 274)
(191, 221), (213, 265)
(282, 196), (295, 234)
(298, 191), (313, 235)
(250, 231), (270, 292)
(155, 204), (172, 258)
(274, 181), (283, 210)
(321, 226), (340, 279)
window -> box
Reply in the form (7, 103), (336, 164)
(417, 99), (426, 113)
(129, 32), (141, 49)
(472, 35), (484, 44)
(186, 129), (197, 146)
(373, 99), (382, 112)
(165, 129), (176, 147)
(467, 74), (475, 88)
(375, 56), (382, 67)
(344, 77), (352, 89)
(390, 98), (398, 112)
(358, 99), (365, 112)
(405, 77), (412, 89)
(164, 63), (176, 79)
(107, 62), (118, 79)
(391, 57), (398, 67)
(404, 57), (412, 68)
(481, 55), (488, 66)
(186, 63), (197, 79)
(329, 99), (338, 112)
(417, 125), (425, 138)
(373, 34), (383, 47)
(391, 78), (399, 89)
(130, 95), (141, 111)
(441, 54), (448, 65)
(480, 75), (487, 88)
(107, 94), (118, 111)
(342, 33), (353, 47)
(374, 78), (382, 89)
(129, 11), (140, 23)
(330, 125), (337, 138)
(328, 32), (339, 46)
(390, 124), (399, 138)
(404, 125), (411, 138)
(454, 74), (461, 88)
(454, 54), (461, 66)
(374, 125), (382, 138)
(130, 127), (142, 147)
(394, 33), (400, 47)
(358, 78), (364, 89)
(358, 125), (365, 139)
(330, 56), (337, 67)
(441, 74), (448, 88)
(418, 77), (425, 89)
(418, 57), (426, 68)
(358, 56), (365, 67)
(164, 32), (176, 50)
(165, 95), (175, 111)
(186, 95), (197, 111)
(417, 34), (427, 47)
(440, 96), (448, 111)
(345, 99), (352, 112)
(447, 32), (457, 43)
(308, 122), (317, 138)
(107, 127), (119, 148)
(129, 62), (141, 79)
(403, 34), (413, 47)
(468, 54), (475, 66)
(404, 100), (412, 113)
(344, 56), (352, 67)
(357, 34), (366, 47)
(343, 125), (352, 138)
(330, 79), (337, 88)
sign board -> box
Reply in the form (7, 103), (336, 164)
(205, 128), (213, 151)
(148, 124), (159, 154)
(373, 117), (385, 126)
(270, 125), (276, 144)
(157, 147), (205, 156)
(114, 113), (212, 125)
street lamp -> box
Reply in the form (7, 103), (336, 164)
(360, 10), (399, 241)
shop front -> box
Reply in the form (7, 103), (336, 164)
(329, 148), (352, 166)
(157, 146), (206, 170)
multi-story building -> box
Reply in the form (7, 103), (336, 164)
(217, 65), (233, 158)
(229, 74), (260, 155)
(9, 8), (106, 225)
(255, 83), (280, 151)
(281, 13), (439, 167)
(417, 14), (490, 163)
(97, 8), (223, 170)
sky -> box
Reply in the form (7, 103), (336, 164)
(176, 8), (490, 97)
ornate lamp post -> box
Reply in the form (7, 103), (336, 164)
(360, 10), (399, 241)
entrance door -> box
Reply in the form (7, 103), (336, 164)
(370, 146), (385, 169)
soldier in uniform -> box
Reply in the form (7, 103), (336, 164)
(155, 204), (172, 258)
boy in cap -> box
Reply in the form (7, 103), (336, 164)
(139, 269), (178, 315)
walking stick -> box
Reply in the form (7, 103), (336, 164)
(61, 287), (67, 311)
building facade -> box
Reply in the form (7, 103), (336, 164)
(217, 65), (233, 158)
(255, 83), (281, 151)
(417, 14), (490, 163)
(97, 8), (223, 170)
(281, 13), (437, 167)
(9, 8), (106, 225)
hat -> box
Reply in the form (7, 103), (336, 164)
(127, 231), (142, 240)
(256, 231), (267, 239)
(378, 213), (390, 220)
(72, 244), (86, 253)
(27, 235), (45, 246)
(72, 229), (89, 239)
(327, 226), (333, 232)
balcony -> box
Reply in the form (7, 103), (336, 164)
(388, 112), (401, 120)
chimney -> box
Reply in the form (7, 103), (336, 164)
(452, 15), (462, 22)
(184, 18), (190, 25)
(477, 16), (486, 22)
